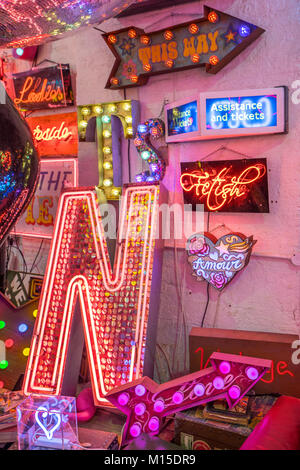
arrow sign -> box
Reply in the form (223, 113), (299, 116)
(103, 5), (265, 90)
(106, 352), (271, 446)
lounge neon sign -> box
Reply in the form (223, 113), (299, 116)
(23, 183), (162, 405)
(180, 158), (269, 213)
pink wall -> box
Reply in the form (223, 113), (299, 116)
(9, 0), (300, 379)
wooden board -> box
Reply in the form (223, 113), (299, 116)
(189, 327), (300, 398)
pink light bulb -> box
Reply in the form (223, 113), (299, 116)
(153, 399), (165, 413)
(213, 376), (224, 390)
(246, 367), (259, 381)
(228, 385), (241, 400)
(135, 384), (146, 397)
(130, 423), (141, 438)
(118, 392), (129, 406)
(172, 391), (184, 404)
(135, 403), (146, 416)
(148, 416), (160, 432)
(219, 361), (231, 374)
(194, 383), (205, 397)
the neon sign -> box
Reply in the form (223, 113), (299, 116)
(187, 232), (256, 291)
(27, 113), (78, 157)
(103, 6), (264, 89)
(167, 100), (198, 137)
(106, 352), (271, 446)
(15, 158), (78, 239)
(77, 100), (139, 200)
(134, 119), (166, 182)
(12, 64), (74, 111)
(180, 159), (269, 212)
(23, 183), (163, 405)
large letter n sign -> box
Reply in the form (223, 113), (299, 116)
(23, 183), (163, 406)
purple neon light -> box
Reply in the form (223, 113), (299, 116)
(219, 361), (231, 374)
(172, 391), (184, 404)
(213, 376), (224, 390)
(246, 367), (259, 380)
(118, 393), (129, 406)
(228, 385), (241, 400)
(130, 423), (141, 438)
(148, 416), (160, 432)
(135, 403), (146, 416)
(135, 384), (146, 397)
(153, 399), (165, 413)
(193, 383), (205, 397)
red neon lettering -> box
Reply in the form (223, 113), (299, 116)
(33, 122), (73, 142)
(23, 184), (160, 405)
(180, 164), (266, 211)
(277, 361), (294, 377)
(14, 76), (64, 106)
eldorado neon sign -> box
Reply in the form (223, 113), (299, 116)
(180, 159), (269, 212)
(33, 122), (73, 142)
(23, 183), (163, 405)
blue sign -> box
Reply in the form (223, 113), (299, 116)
(206, 94), (278, 130)
(167, 100), (198, 136)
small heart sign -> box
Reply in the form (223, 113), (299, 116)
(187, 233), (256, 291)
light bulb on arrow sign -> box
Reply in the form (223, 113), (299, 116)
(103, 5), (265, 89)
(106, 352), (271, 446)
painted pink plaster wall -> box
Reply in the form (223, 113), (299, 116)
(10, 0), (300, 379)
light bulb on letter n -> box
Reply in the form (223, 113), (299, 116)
(23, 182), (165, 406)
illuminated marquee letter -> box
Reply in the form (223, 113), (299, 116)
(23, 183), (162, 405)
(78, 100), (140, 200)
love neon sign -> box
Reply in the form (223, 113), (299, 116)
(27, 113), (78, 157)
(180, 158), (269, 212)
(23, 183), (163, 405)
(106, 352), (271, 446)
(12, 64), (74, 111)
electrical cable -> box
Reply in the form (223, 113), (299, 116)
(29, 239), (44, 274)
(200, 211), (210, 328)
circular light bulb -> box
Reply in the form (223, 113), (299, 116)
(153, 399), (165, 413)
(118, 392), (129, 406)
(5, 339), (14, 348)
(18, 323), (28, 333)
(103, 130), (111, 138)
(130, 423), (141, 438)
(102, 115), (111, 124)
(80, 120), (88, 128)
(213, 376), (224, 390)
(93, 106), (103, 114)
(125, 116), (132, 123)
(148, 416), (160, 432)
(0, 320), (5, 329)
(123, 103), (131, 111)
(23, 347), (30, 357)
(246, 367), (259, 381)
(219, 361), (231, 374)
(134, 403), (146, 416)
(141, 150), (150, 160)
(103, 178), (112, 187)
(81, 107), (90, 116)
(194, 383), (205, 397)
(135, 384), (146, 397)
(228, 385), (241, 400)
(172, 391), (184, 404)
(103, 147), (112, 155)
(127, 127), (133, 135)
(0, 360), (8, 370)
(103, 161), (112, 170)
(108, 104), (116, 113)
(32, 309), (38, 318)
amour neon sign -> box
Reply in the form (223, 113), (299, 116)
(180, 159), (268, 212)
(23, 183), (161, 405)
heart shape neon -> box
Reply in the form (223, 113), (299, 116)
(0, 83), (39, 247)
(35, 406), (62, 440)
(187, 232), (256, 291)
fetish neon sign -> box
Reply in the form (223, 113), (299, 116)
(106, 352), (271, 446)
(180, 159), (269, 212)
(23, 183), (161, 405)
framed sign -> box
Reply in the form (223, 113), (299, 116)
(165, 87), (287, 142)
(200, 86), (287, 138)
(27, 112), (78, 157)
(103, 6), (264, 89)
(165, 97), (200, 142)
(15, 158), (78, 239)
(180, 158), (269, 212)
(12, 64), (74, 111)
(189, 327), (300, 398)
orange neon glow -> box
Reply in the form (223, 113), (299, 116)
(23, 184), (160, 405)
(14, 76), (64, 106)
(32, 122), (73, 142)
(180, 164), (266, 211)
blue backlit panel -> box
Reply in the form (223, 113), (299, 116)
(206, 94), (278, 130)
(167, 100), (198, 136)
